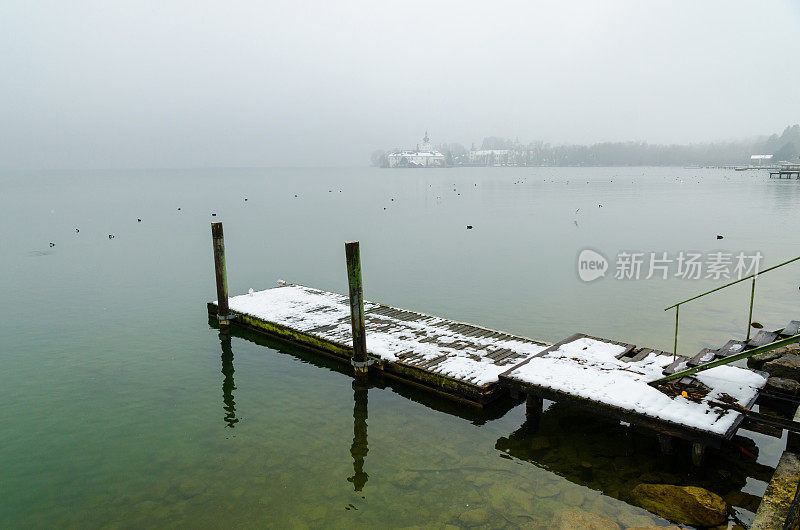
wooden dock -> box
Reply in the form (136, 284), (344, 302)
(208, 284), (771, 447)
(770, 163), (800, 179)
(205, 224), (790, 461)
(499, 333), (767, 449)
(208, 284), (550, 404)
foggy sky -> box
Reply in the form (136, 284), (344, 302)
(2, 0), (799, 169)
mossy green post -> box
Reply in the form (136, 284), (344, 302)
(212, 222), (230, 334)
(345, 241), (368, 378)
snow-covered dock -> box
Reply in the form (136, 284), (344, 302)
(499, 333), (768, 443)
(208, 284), (550, 403)
(207, 283), (770, 443)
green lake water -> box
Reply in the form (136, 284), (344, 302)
(2, 166), (799, 528)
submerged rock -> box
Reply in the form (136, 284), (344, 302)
(562, 488), (585, 507)
(552, 508), (620, 529)
(626, 527), (681, 530)
(458, 508), (489, 527)
(532, 481), (561, 498)
(764, 354), (800, 380)
(176, 476), (205, 499)
(615, 509), (655, 528)
(390, 471), (418, 488)
(627, 484), (727, 527)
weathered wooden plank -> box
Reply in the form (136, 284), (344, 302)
(718, 340), (747, 357)
(416, 355), (449, 370)
(688, 348), (718, 366)
(209, 284), (547, 402)
(749, 330), (779, 348)
(663, 357), (689, 375)
(781, 321), (800, 337)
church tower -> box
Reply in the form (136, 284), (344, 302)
(420, 130), (433, 152)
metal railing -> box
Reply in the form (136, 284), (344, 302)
(664, 254), (800, 359)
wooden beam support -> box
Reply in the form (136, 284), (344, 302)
(345, 241), (369, 378)
(211, 222), (230, 333)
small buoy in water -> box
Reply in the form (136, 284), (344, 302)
(716, 235), (723, 239)
(248, 288), (254, 296)
(391, 198), (394, 201)
(751, 322), (763, 329)
(383, 207), (386, 210)
(49, 242), (55, 247)
(466, 225), (473, 229)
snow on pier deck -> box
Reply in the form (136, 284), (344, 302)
(207, 284), (550, 403)
(207, 285), (768, 440)
(499, 333), (768, 442)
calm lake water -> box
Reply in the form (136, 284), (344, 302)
(2, 166), (799, 528)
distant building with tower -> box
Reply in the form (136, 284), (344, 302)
(387, 132), (446, 168)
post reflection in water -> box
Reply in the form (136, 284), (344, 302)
(347, 380), (369, 492)
(219, 334), (239, 428)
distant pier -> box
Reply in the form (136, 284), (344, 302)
(770, 163), (800, 179)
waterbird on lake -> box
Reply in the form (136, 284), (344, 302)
(751, 322), (763, 329)
(75, 228), (79, 233)
(717, 235), (724, 239)
(466, 225), (473, 229)
(212, 213), (216, 217)
(49, 242), (54, 247)
(248, 288), (254, 296)
(108, 234), (115, 239)
(137, 218), (141, 222)
(277, 279), (286, 286)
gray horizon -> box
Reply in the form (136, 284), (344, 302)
(1, 0), (799, 170)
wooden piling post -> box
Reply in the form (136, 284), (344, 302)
(211, 222), (230, 334)
(524, 394), (543, 432)
(691, 442), (705, 466)
(345, 241), (369, 377)
(658, 434), (674, 456)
